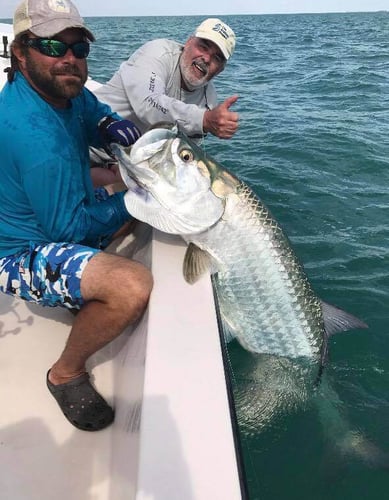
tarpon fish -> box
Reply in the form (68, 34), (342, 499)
(113, 124), (367, 377)
(112, 127), (389, 469)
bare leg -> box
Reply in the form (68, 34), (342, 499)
(48, 251), (152, 384)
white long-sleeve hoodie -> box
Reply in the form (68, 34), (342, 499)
(94, 39), (218, 138)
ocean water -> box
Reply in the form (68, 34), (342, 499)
(2, 11), (387, 499)
(89, 13), (389, 500)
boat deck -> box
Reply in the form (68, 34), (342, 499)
(0, 227), (243, 499)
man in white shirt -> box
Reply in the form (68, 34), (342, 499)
(94, 18), (239, 142)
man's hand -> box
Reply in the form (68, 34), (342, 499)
(203, 95), (239, 139)
(99, 116), (141, 151)
(90, 164), (124, 190)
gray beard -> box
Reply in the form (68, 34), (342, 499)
(179, 58), (208, 91)
(182, 77), (207, 91)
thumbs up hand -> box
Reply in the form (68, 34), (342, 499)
(203, 95), (239, 139)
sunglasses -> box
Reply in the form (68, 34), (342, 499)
(23, 38), (90, 59)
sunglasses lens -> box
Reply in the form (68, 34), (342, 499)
(72, 42), (90, 59)
(39, 39), (67, 57)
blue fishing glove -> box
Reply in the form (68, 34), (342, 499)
(98, 116), (141, 153)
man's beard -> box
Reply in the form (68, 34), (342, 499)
(179, 56), (209, 90)
(25, 56), (87, 101)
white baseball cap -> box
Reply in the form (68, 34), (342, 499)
(194, 18), (236, 60)
(13, 0), (95, 41)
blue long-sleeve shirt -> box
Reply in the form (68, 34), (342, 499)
(0, 72), (130, 258)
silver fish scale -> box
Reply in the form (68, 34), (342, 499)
(190, 181), (324, 359)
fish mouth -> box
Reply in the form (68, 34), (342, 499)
(130, 126), (177, 165)
(112, 125), (178, 192)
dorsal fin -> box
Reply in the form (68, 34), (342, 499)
(313, 301), (368, 386)
(321, 301), (368, 336)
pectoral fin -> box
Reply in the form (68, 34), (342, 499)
(183, 243), (219, 284)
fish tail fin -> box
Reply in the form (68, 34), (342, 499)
(338, 430), (389, 470)
(316, 379), (389, 470)
(321, 301), (368, 336)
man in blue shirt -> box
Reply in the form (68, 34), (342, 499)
(0, 0), (153, 431)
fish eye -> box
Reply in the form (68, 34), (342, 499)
(179, 149), (194, 163)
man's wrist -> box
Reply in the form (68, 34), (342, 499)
(202, 109), (211, 133)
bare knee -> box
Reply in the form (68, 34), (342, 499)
(120, 261), (153, 318)
(81, 252), (153, 317)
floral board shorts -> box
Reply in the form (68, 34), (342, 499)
(0, 242), (101, 310)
